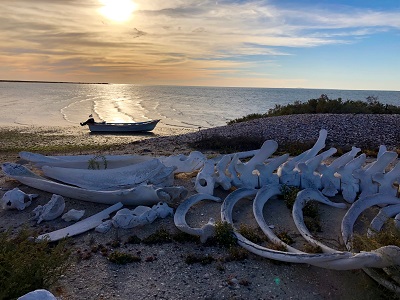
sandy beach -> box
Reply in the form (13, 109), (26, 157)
(1, 115), (399, 299)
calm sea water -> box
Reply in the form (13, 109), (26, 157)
(0, 82), (399, 129)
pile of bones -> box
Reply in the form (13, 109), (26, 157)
(1, 129), (400, 294)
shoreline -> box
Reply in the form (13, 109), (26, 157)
(1, 114), (399, 299)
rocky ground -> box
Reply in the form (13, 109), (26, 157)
(1, 114), (400, 299)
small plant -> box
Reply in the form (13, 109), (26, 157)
(239, 279), (251, 286)
(125, 235), (142, 245)
(303, 201), (319, 219)
(303, 201), (321, 233)
(304, 216), (322, 233)
(352, 220), (400, 252)
(225, 246), (249, 262)
(302, 243), (323, 254)
(280, 185), (300, 210)
(108, 251), (141, 264)
(0, 228), (71, 299)
(267, 242), (287, 252)
(276, 231), (294, 245)
(212, 221), (237, 248)
(237, 224), (266, 244)
(216, 263), (226, 272)
(88, 155), (108, 169)
(185, 254), (215, 265)
(142, 228), (172, 245)
(172, 231), (200, 243)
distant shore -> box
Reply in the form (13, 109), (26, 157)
(0, 80), (109, 85)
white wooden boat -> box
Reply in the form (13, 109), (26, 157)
(81, 119), (160, 132)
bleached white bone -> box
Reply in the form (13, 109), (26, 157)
(32, 194), (65, 224)
(233, 140), (278, 188)
(195, 160), (216, 195)
(253, 184), (302, 253)
(19, 151), (153, 169)
(62, 209), (85, 222)
(1, 187), (38, 210)
(42, 159), (171, 190)
(341, 194), (400, 249)
(320, 147), (361, 197)
(292, 189), (347, 253)
(372, 160), (400, 196)
(367, 204), (400, 237)
(256, 154), (289, 187)
(222, 187), (400, 270)
(174, 193), (222, 243)
(278, 129), (327, 186)
(37, 202), (123, 241)
(1, 163), (187, 206)
(336, 154), (366, 203)
(354, 151), (397, 198)
(160, 151), (206, 173)
(215, 155), (232, 190)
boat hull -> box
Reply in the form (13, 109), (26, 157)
(88, 119), (160, 132)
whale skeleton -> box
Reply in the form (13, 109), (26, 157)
(3, 128), (400, 293)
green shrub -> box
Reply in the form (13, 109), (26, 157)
(226, 95), (400, 125)
(185, 254), (215, 265)
(209, 221), (237, 248)
(108, 251), (141, 264)
(280, 185), (300, 210)
(237, 224), (266, 244)
(0, 229), (71, 299)
(142, 228), (172, 245)
(352, 220), (400, 252)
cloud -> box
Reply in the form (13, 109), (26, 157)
(0, 0), (399, 85)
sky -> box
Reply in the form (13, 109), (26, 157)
(0, 0), (399, 90)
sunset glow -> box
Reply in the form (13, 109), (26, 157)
(0, 1), (399, 90)
(99, 0), (137, 22)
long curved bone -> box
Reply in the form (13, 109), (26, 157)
(174, 193), (222, 243)
(222, 188), (400, 270)
(19, 151), (153, 169)
(2, 163), (187, 206)
(42, 159), (172, 190)
(221, 188), (354, 266)
(354, 151), (398, 198)
(0, 187), (38, 210)
(336, 154), (366, 203)
(36, 202), (123, 242)
(367, 204), (400, 237)
(341, 194), (400, 249)
(253, 184), (303, 253)
(292, 189), (347, 253)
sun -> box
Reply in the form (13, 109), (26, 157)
(99, 0), (137, 22)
